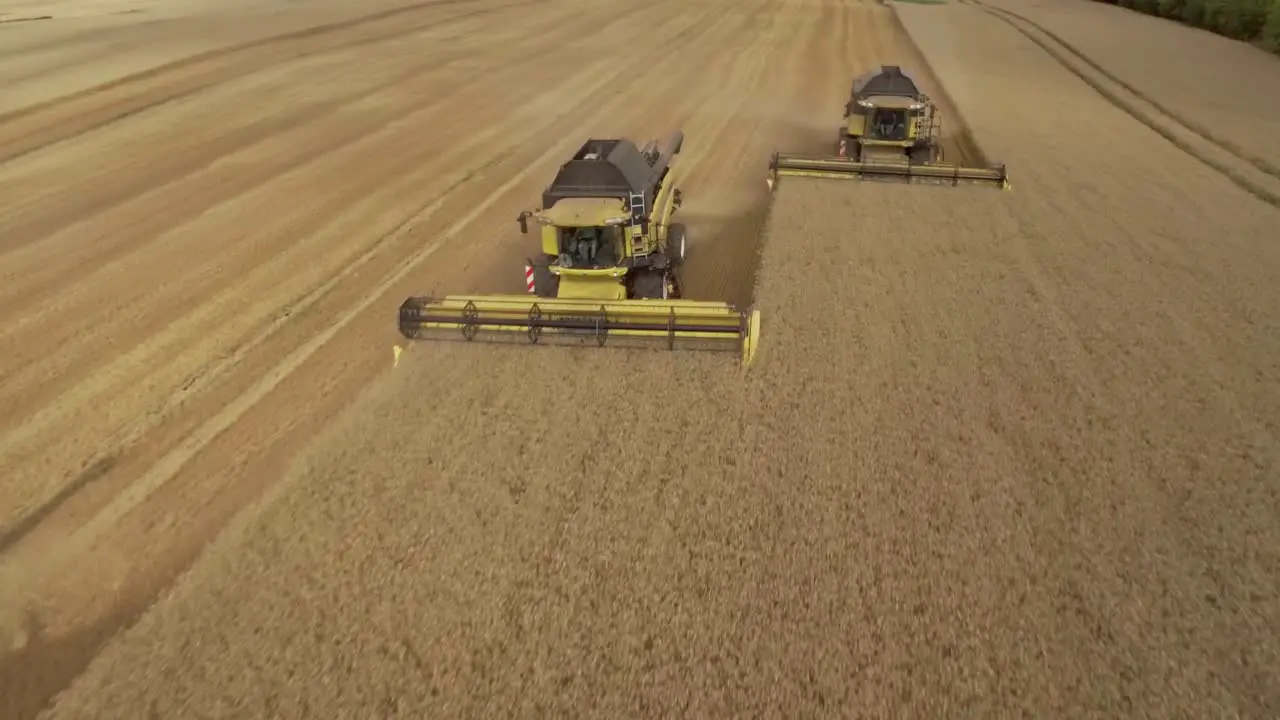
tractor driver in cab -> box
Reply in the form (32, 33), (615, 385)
(872, 108), (905, 140)
(561, 226), (619, 268)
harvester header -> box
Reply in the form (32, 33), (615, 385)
(397, 131), (761, 366)
(398, 295), (759, 363)
(768, 152), (1009, 188)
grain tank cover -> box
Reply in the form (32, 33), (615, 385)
(851, 65), (922, 101)
(541, 136), (679, 209)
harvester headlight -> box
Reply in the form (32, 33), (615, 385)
(909, 103), (925, 110)
(857, 100), (873, 108)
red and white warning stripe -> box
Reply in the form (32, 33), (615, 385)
(525, 264), (536, 293)
(838, 138), (847, 158)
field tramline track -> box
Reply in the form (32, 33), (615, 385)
(0, 0), (729, 554)
(960, 0), (1280, 206)
(0, 2), (647, 254)
(0, 0), (543, 164)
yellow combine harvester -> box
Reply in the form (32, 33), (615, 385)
(398, 131), (761, 365)
(769, 65), (1010, 189)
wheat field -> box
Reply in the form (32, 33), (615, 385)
(1, 0), (1279, 716)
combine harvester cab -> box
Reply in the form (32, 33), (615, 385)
(399, 131), (761, 366)
(769, 65), (1010, 190)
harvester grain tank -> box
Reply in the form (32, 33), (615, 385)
(399, 131), (761, 365)
(769, 65), (1010, 189)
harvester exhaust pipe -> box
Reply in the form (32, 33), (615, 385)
(641, 130), (684, 161)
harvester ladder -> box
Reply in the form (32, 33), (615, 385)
(628, 191), (648, 257)
(917, 95), (941, 148)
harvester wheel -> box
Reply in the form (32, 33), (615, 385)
(668, 224), (688, 264)
(632, 270), (668, 300)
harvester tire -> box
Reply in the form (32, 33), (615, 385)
(632, 271), (668, 300)
(668, 224), (688, 265)
(533, 262), (559, 297)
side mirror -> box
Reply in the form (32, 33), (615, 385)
(672, 189), (683, 209)
(517, 211), (531, 235)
